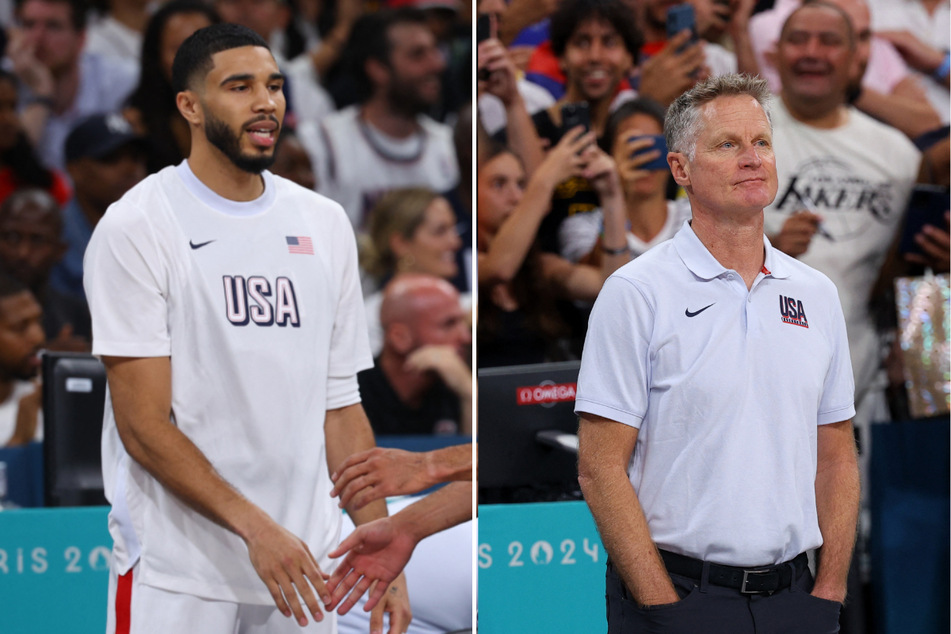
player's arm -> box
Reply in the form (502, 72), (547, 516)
(331, 443), (473, 510)
(577, 413), (679, 606)
(103, 355), (330, 627)
(811, 419), (860, 603)
(327, 480), (472, 614)
(324, 403), (411, 632)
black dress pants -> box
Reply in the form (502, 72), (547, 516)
(605, 559), (842, 634)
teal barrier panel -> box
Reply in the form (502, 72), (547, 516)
(478, 501), (605, 632)
(0, 506), (110, 633)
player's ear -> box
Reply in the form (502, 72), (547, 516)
(176, 90), (203, 127)
(668, 152), (691, 188)
(388, 323), (413, 354)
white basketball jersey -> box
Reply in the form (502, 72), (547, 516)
(85, 162), (373, 604)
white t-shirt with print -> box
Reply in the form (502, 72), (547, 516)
(764, 101), (920, 401)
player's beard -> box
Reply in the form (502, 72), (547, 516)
(204, 111), (278, 175)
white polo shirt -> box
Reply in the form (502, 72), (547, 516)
(575, 221), (855, 567)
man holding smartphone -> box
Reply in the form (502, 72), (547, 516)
(494, 0), (642, 260)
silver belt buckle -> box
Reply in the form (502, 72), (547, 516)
(740, 569), (771, 594)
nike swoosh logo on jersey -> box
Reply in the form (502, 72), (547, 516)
(685, 303), (715, 317)
(190, 239), (216, 250)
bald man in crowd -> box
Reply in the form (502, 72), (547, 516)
(357, 273), (471, 436)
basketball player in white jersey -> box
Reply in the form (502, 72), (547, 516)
(84, 24), (410, 634)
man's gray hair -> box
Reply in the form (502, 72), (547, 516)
(665, 74), (773, 160)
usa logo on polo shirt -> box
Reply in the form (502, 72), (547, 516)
(780, 295), (809, 328)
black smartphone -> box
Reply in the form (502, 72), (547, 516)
(561, 102), (590, 134)
(899, 185), (949, 256)
(477, 14), (491, 44)
(666, 3), (698, 53)
(477, 14), (492, 81)
(629, 135), (669, 171)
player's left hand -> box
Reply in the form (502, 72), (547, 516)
(370, 573), (411, 634)
(326, 518), (417, 615)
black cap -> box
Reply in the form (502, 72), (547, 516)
(64, 113), (145, 163)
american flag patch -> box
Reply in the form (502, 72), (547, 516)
(286, 236), (314, 255)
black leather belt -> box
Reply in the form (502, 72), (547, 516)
(660, 550), (808, 594)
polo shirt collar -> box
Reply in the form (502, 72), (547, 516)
(673, 220), (791, 280)
(761, 234), (791, 279)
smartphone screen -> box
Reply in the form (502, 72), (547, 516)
(899, 185), (949, 255)
(629, 135), (669, 171)
(476, 14), (492, 80)
(666, 3), (698, 52)
(476, 14), (491, 44)
(561, 103), (591, 134)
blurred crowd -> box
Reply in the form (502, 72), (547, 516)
(0, 0), (475, 448)
(475, 0), (948, 405)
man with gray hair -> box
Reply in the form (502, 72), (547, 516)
(575, 73), (860, 632)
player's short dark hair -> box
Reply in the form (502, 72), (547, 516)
(345, 8), (430, 102)
(16, 0), (87, 32)
(550, 0), (642, 61)
(171, 23), (270, 93)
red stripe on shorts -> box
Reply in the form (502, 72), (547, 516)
(115, 568), (133, 634)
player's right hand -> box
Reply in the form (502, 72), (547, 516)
(326, 517), (417, 615)
(244, 514), (330, 627)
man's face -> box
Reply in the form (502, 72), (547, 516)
(673, 95), (777, 218)
(69, 145), (147, 216)
(197, 46), (286, 174)
(380, 22), (446, 115)
(409, 289), (471, 358)
(0, 290), (45, 381)
(776, 5), (854, 102)
(18, 0), (84, 76)
(0, 199), (65, 290)
(560, 18), (633, 104)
